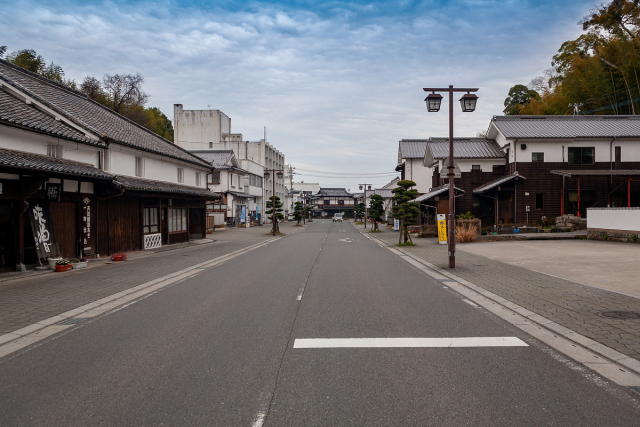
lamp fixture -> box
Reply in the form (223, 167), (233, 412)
(459, 92), (478, 112)
(425, 92), (443, 112)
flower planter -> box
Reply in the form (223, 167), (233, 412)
(112, 255), (125, 262)
(72, 261), (88, 269)
(55, 264), (71, 272)
(48, 257), (62, 270)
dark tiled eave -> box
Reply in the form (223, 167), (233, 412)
(473, 172), (526, 194)
(113, 175), (219, 199)
(550, 170), (640, 177)
(0, 148), (112, 179)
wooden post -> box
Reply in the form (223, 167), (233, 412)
(577, 177), (581, 218)
(17, 206), (25, 271)
(561, 176), (564, 216)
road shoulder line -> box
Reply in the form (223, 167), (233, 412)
(354, 223), (640, 387)
(0, 227), (307, 360)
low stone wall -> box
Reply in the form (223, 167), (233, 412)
(587, 228), (640, 244)
(555, 214), (587, 231)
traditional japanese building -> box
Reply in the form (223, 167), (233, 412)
(0, 59), (218, 271)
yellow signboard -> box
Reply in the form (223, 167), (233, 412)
(437, 214), (447, 245)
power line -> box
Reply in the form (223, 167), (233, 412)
(295, 167), (398, 176)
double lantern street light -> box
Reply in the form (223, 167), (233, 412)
(423, 85), (479, 269)
(358, 184), (372, 228)
(263, 169), (284, 236)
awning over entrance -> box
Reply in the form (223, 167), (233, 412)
(227, 191), (254, 199)
(412, 184), (465, 203)
(473, 172), (526, 194)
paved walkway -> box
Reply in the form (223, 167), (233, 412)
(361, 223), (640, 362)
(0, 222), (305, 335)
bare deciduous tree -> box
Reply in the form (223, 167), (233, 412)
(102, 73), (149, 113)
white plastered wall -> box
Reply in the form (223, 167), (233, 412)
(108, 144), (208, 187)
(502, 137), (640, 164)
(0, 125), (101, 166)
(588, 208), (640, 232)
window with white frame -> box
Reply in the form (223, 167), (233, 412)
(196, 173), (202, 186)
(135, 157), (145, 177)
(168, 208), (187, 233)
(177, 168), (184, 183)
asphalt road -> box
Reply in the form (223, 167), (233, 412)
(1, 220), (640, 426)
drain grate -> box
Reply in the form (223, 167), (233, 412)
(438, 279), (456, 283)
(597, 311), (640, 320)
(57, 317), (89, 325)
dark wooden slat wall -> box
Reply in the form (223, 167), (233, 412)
(511, 162), (640, 226)
(106, 196), (142, 254)
(50, 201), (77, 258)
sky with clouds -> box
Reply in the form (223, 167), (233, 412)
(2, 0), (593, 189)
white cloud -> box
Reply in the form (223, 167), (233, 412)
(1, 0), (592, 189)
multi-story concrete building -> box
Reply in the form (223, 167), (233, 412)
(173, 105), (286, 223)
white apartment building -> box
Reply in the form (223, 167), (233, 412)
(174, 105), (286, 222)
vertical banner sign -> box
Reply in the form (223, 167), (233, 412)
(82, 195), (94, 254)
(240, 205), (246, 225)
(437, 214), (447, 245)
(393, 218), (400, 231)
(29, 202), (60, 259)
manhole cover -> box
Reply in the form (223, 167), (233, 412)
(597, 311), (640, 319)
(57, 317), (88, 325)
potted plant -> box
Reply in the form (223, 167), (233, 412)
(111, 253), (127, 262)
(55, 259), (71, 272)
(47, 257), (62, 270)
(70, 257), (88, 269)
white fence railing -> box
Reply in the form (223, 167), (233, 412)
(144, 233), (162, 250)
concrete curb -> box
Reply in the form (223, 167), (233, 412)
(355, 223), (640, 386)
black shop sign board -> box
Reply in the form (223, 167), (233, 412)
(28, 201), (60, 259)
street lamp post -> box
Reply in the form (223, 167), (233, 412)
(423, 85), (479, 269)
(263, 168), (285, 236)
(359, 184), (372, 229)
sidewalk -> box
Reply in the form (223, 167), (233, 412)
(0, 222), (304, 336)
(358, 223), (640, 362)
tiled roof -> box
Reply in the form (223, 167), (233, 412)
(0, 148), (112, 179)
(399, 140), (428, 159)
(413, 184), (464, 203)
(490, 115), (640, 138)
(113, 174), (218, 198)
(427, 138), (504, 159)
(191, 150), (235, 168)
(318, 188), (353, 197)
(0, 89), (98, 145)
(372, 189), (394, 198)
(473, 172), (526, 194)
(0, 60), (210, 168)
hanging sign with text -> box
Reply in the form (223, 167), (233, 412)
(437, 214), (447, 245)
(82, 194), (94, 254)
(28, 202), (61, 259)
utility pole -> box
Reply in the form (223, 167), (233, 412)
(264, 168), (284, 236)
(359, 184), (373, 228)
